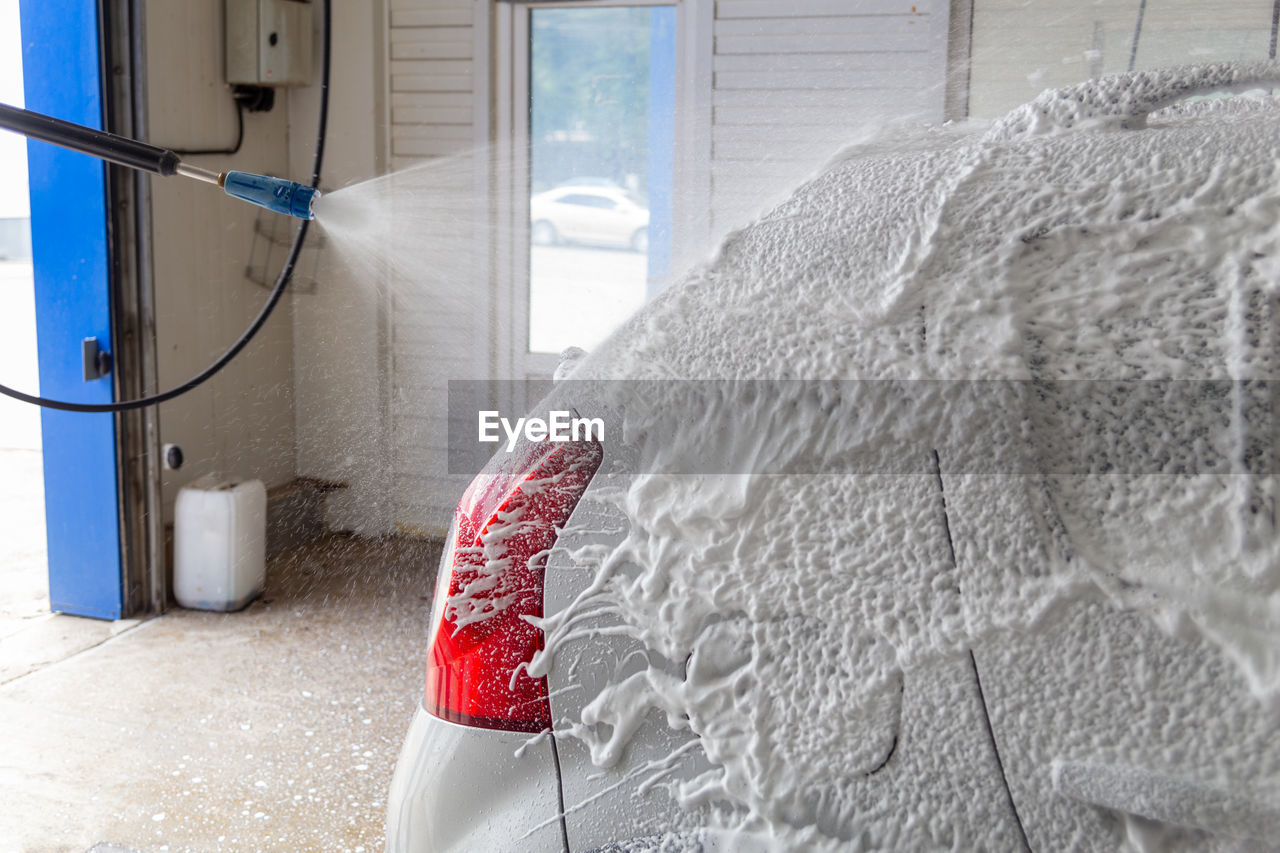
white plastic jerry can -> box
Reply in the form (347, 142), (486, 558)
(174, 476), (268, 611)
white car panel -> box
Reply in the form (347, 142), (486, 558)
(543, 467), (1032, 850)
(386, 708), (565, 852)
(977, 600), (1280, 851)
(390, 64), (1280, 851)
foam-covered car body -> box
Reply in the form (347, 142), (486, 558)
(389, 63), (1280, 851)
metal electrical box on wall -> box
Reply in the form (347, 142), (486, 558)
(225, 0), (312, 86)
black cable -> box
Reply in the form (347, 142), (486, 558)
(169, 99), (244, 157)
(0, 0), (330, 414)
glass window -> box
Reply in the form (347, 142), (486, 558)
(527, 5), (676, 356)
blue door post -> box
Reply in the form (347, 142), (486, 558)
(20, 0), (125, 619)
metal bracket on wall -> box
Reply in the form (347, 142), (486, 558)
(244, 214), (321, 294)
(244, 264), (318, 294)
(253, 216), (325, 249)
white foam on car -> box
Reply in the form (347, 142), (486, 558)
(518, 64), (1280, 849)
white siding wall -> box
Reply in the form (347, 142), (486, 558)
(387, 2), (488, 536)
(704, 0), (952, 244)
(968, 0), (1278, 120)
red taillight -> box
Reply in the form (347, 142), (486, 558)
(424, 436), (603, 732)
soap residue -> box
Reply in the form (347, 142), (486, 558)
(519, 66), (1280, 849)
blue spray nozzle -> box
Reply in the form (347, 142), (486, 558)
(221, 170), (320, 220)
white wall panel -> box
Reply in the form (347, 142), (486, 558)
(704, 0), (951, 242)
(717, 0), (919, 17)
(968, 0), (1277, 119)
(385, 0), (487, 537)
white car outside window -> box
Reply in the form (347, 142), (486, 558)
(531, 187), (650, 253)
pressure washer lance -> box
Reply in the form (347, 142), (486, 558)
(0, 102), (319, 220)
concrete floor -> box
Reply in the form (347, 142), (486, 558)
(0, 448), (46, 646)
(0, 534), (441, 853)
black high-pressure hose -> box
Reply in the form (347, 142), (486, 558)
(0, 0), (331, 413)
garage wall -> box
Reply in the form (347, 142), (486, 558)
(968, 0), (1278, 119)
(703, 0), (953, 244)
(383, 1), (488, 536)
(288, 1), (390, 535)
(146, 1), (297, 524)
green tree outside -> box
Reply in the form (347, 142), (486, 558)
(530, 8), (653, 200)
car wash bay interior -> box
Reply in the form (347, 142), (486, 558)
(4, 0), (1280, 849)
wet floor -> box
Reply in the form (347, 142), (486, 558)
(0, 534), (440, 853)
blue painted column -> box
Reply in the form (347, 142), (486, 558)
(646, 6), (676, 297)
(20, 0), (125, 619)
